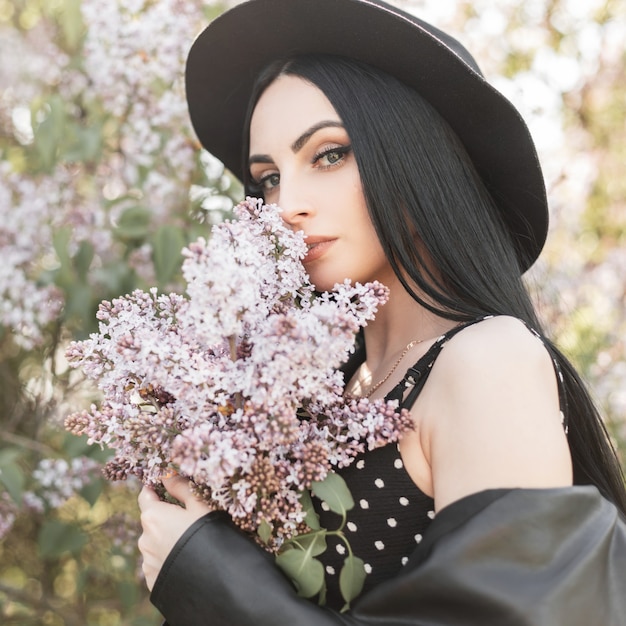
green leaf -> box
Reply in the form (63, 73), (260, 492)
(299, 489), (321, 530)
(152, 225), (185, 286)
(64, 124), (102, 163)
(118, 579), (140, 612)
(33, 95), (66, 170)
(74, 240), (94, 282)
(38, 520), (88, 559)
(62, 432), (113, 463)
(275, 550), (325, 598)
(80, 478), (104, 507)
(339, 555), (366, 608)
(64, 282), (93, 321)
(52, 226), (72, 266)
(0, 461), (25, 505)
(311, 473), (354, 517)
(257, 519), (272, 545)
(115, 206), (151, 240)
(285, 530), (327, 558)
(0, 447), (22, 466)
(62, 433), (92, 457)
(52, 226), (76, 291)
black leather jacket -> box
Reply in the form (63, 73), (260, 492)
(151, 486), (626, 626)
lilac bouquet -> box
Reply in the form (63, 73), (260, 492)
(65, 197), (412, 605)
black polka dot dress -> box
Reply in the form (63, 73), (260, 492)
(313, 442), (435, 609)
(312, 316), (568, 610)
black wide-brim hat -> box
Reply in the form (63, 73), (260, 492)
(185, 0), (549, 270)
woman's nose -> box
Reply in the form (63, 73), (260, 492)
(277, 183), (315, 226)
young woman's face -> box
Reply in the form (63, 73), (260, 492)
(248, 75), (392, 292)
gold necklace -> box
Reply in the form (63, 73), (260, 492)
(363, 338), (424, 398)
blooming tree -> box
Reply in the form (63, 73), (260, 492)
(0, 0), (237, 622)
(0, 0), (624, 622)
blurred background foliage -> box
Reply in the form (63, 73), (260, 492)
(0, 0), (624, 623)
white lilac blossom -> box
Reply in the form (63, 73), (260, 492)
(1, 165), (65, 348)
(81, 0), (205, 218)
(66, 198), (413, 550)
(0, 456), (101, 539)
(29, 456), (102, 510)
(0, 0), (210, 352)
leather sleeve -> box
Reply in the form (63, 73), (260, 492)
(151, 486), (626, 626)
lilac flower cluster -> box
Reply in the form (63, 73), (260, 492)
(0, 456), (101, 540)
(26, 456), (102, 511)
(66, 198), (412, 550)
(100, 510), (143, 557)
(1, 0), (216, 350)
(81, 0), (207, 218)
(1, 165), (64, 348)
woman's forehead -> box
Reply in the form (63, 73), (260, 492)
(249, 75), (343, 150)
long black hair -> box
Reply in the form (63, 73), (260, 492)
(242, 54), (626, 515)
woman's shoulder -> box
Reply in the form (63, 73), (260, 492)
(430, 314), (559, 415)
(431, 315), (553, 382)
(460, 313), (527, 335)
(419, 315), (572, 510)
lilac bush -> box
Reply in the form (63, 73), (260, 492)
(0, 1), (225, 621)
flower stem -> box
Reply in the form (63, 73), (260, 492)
(228, 335), (243, 409)
(228, 335), (237, 362)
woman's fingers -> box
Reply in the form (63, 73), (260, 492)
(138, 476), (207, 512)
(162, 474), (197, 506)
(137, 485), (160, 511)
(137, 478), (212, 591)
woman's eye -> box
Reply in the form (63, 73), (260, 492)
(261, 174), (280, 189)
(321, 150), (342, 165)
(314, 145), (351, 168)
(255, 172), (280, 191)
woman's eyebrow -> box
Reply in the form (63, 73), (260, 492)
(248, 153), (274, 166)
(290, 120), (344, 153)
(248, 120), (344, 167)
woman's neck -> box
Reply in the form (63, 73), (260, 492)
(356, 281), (456, 393)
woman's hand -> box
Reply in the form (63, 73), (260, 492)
(137, 475), (212, 590)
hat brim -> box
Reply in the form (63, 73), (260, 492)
(185, 0), (548, 270)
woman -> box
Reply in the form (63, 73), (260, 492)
(138, 1), (626, 624)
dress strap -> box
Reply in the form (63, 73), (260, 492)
(518, 321), (569, 434)
(386, 315), (569, 434)
(386, 315), (493, 409)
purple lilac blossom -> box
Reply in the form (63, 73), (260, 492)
(65, 198), (413, 550)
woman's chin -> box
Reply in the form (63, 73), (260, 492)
(308, 274), (349, 293)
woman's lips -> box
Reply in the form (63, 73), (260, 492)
(303, 237), (336, 264)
